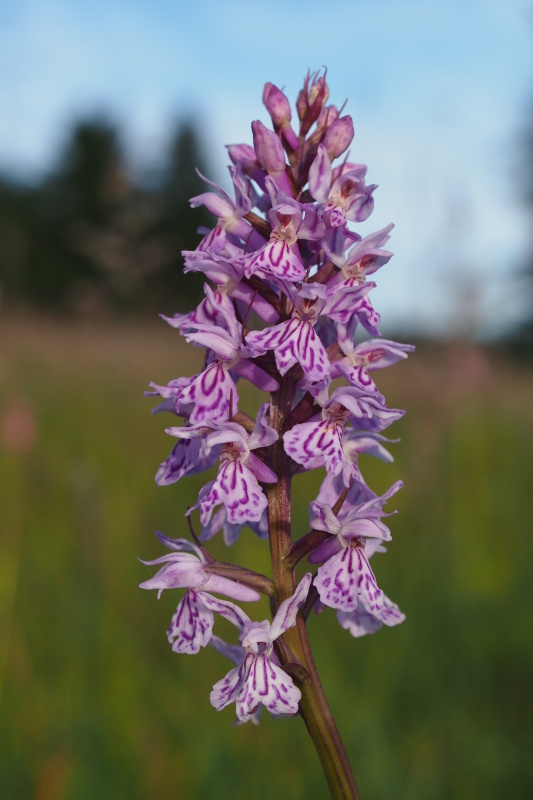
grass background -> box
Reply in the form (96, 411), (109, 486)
(1, 313), (532, 799)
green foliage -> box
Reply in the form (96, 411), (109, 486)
(1, 323), (532, 799)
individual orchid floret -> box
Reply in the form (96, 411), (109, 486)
(336, 593), (405, 638)
(182, 250), (279, 324)
(160, 285), (238, 336)
(246, 282), (331, 383)
(226, 142), (271, 197)
(309, 483), (402, 613)
(283, 386), (403, 484)
(332, 318), (415, 392)
(210, 635), (263, 725)
(168, 404), (278, 525)
(323, 224), (394, 289)
(251, 120), (292, 195)
(263, 82), (299, 151)
(139, 532), (260, 655)
(322, 115), (354, 160)
(246, 282), (369, 386)
(309, 144), (376, 227)
(174, 286), (279, 424)
(244, 185), (325, 281)
(190, 166), (265, 252)
(210, 573), (312, 723)
(309, 481), (402, 556)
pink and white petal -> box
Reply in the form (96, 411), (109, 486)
(283, 418), (344, 476)
(295, 324), (331, 383)
(237, 653), (301, 721)
(341, 517), (393, 542)
(180, 363), (239, 424)
(245, 240), (305, 281)
(309, 500), (342, 535)
(166, 590), (214, 654)
(314, 548), (360, 612)
(353, 339), (415, 370)
(202, 574), (261, 603)
(200, 506), (227, 542)
(185, 325), (237, 360)
(201, 593), (250, 628)
(189, 191), (233, 218)
(211, 663), (246, 711)
(354, 296), (381, 336)
(308, 144), (332, 203)
(335, 363), (379, 393)
(246, 319), (293, 358)
(139, 554), (207, 593)
(270, 572), (312, 639)
(353, 548), (385, 613)
(248, 403), (279, 450)
(315, 546), (385, 613)
(273, 324), (303, 376)
(336, 605), (383, 638)
(336, 593), (405, 637)
(155, 438), (216, 486)
(375, 596), (406, 627)
(154, 531), (204, 556)
(200, 461), (268, 525)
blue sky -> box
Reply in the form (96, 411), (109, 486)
(1, 0), (532, 335)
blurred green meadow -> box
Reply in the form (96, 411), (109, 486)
(1, 313), (532, 800)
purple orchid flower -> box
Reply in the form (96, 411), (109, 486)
(190, 165), (265, 252)
(210, 573), (312, 723)
(246, 282), (371, 385)
(168, 286), (278, 424)
(309, 144), (376, 227)
(283, 386), (403, 484)
(139, 532), (260, 655)
(308, 482), (402, 613)
(244, 186), (325, 281)
(331, 318), (415, 392)
(167, 404), (278, 525)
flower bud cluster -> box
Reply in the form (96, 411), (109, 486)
(141, 70), (412, 725)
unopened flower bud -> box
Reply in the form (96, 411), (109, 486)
(251, 120), (286, 172)
(296, 70), (330, 136)
(263, 83), (300, 151)
(263, 83), (292, 126)
(227, 143), (259, 171)
(322, 115), (354, 159)
(317, 105), (340, 131)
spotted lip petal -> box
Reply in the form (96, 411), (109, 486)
(200, 460), (269, 525)
(166, 590), (215, 655)
(314, 545), (384, 613)
(336, 593), (405, 638)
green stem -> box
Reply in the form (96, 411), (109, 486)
(267, 373), (360, 800)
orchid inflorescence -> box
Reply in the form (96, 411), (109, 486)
(140, 70), (412, 799)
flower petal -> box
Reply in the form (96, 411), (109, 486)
(236, 653), (301, 722)
(270, 573), (312, 640)
(167, 590), (214, 654)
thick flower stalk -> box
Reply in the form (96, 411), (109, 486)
(140, 69), (413, 800)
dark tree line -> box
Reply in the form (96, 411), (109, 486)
(0, 117), (212, 316)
